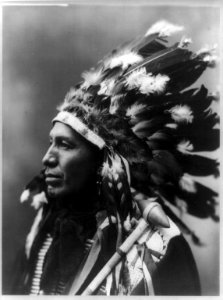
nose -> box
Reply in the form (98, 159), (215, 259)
(42, 145), (58, 167)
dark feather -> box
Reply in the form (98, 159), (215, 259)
(175, 111), (219, 152)
(179, 129), (219, 152)
(177, 153), (219, 177)
(117, 135), (152, 164)
(147, 150), (182, 184)
(134, 38), (167, 57)
(178, 182), (218, 219)
(132, 116), (169, 139)
(25, 170), (46, 193)
(146, 130), (176, 151)
(126, 43), (192, 76)
(167, 61), (206, 92)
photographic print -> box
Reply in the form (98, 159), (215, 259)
(2, 0), (221, 296)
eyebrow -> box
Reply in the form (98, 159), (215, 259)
(49, 133), (75, 144)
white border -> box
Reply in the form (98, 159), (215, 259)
(1, 1), (222, 299)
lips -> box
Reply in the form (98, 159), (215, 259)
(45, 173), (63, 185)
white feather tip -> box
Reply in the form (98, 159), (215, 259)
(146, 20), (184, 38)
(20, 189), (30, 203)
(170, 105), (193, 123)
(31, 191), (48, 210)
(179, 174), (197, 193)
(197, 44), (218, 68)
(177, 140), (194, 154)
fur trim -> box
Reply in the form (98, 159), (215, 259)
(25, 207), (43, 258)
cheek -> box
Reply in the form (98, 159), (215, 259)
(63, 154), (96, 189)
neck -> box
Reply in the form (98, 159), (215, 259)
(48, 185), (100, 214)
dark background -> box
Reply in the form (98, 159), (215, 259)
(2, 4), (220, 295)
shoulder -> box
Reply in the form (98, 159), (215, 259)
(144, 217), (201, 295)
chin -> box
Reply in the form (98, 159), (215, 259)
(46, 185), (76, 199)
(47, 186), (64, 199)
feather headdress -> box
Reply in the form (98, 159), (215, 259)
(21, 20), (219, 244)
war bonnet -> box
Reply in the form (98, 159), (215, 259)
(23, 20), (219, 243)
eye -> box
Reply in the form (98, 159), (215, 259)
(60, 140), (74, 150)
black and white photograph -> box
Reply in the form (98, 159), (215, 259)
(2, 0), (221, 296)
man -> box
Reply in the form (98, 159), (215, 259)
(11, 20), (219, 295)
